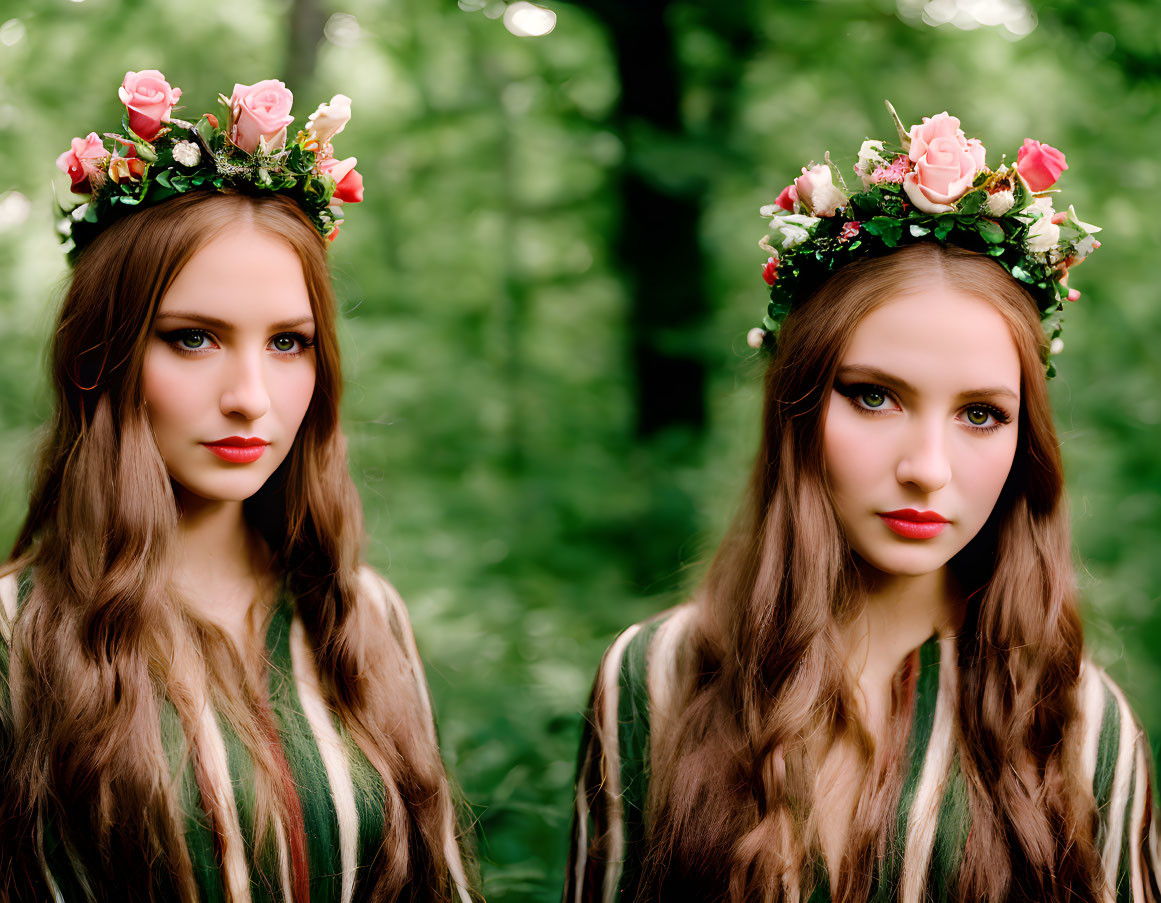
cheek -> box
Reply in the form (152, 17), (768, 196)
(963, 432), (1018, 514)
(275, 361), (317, 431)
(823, 401), (882, 500)
(142, 347), (197, 435)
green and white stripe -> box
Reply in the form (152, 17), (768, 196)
(566, 608), (1161, 902)
(0, 567), (471, 903)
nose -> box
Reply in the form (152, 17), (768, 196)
(895, 418), (951, 493)
(219, 350), (270, 421)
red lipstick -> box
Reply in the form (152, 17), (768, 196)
(202, 436), (269, 464)
(878, 508), (949, 540)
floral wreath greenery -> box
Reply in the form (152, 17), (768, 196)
(752, 102), (1100, 377)
(55, 70), (364, 264)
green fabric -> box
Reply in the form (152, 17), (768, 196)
(615, 620), (661, 896)
(2, 575), (390, 902)
(266, 596), (343, 903)
(597, 627), (1152, 901)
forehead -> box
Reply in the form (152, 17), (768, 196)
(841, 285), (1021, 393)
(157, 225), (312, 322)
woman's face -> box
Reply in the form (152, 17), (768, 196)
(142, 225), (317, 507)
(822, 282), (1021, 578)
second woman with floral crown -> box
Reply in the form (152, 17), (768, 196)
(565, 105), (1158, 902)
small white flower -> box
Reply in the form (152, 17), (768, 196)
(855, 139), (888, 188)
(759, 203), (779, 217)
(172, 140), (201, 167)
(1023, 196), (1060, 254)
(986, 190), (1015, 216)
(771, 213), (820, 249)
(746, 327), (767, 349)
(1050, 337), (1064, 355)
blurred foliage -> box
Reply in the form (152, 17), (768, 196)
(1, 1), (1160, 900)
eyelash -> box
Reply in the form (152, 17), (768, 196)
(161, 328), (316, 358)
(836, 382), (1012, 433)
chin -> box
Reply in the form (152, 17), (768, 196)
(854, 546), (955, 579)
(171, 473), (273, 506)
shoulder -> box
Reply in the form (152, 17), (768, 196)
(588, 602), (700, 759)
(1077, 659), (1159, 890)
(351, 564), (437, 720)
(1076, 659), (1153, 800)
(0, 570), (17, 632)
(353, 564), (414, 644)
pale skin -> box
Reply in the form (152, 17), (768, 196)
(142, 225), (317, 650)
(812, 280), (1022, 880)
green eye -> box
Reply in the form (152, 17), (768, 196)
(272, 334), (299, 352)
(861, 391), (886, 408)
(966, 407), (990, 426)
(180, 331), (207, 349)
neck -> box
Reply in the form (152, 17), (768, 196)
(172, 489), (273, 644)
(840, 565), (961, 733)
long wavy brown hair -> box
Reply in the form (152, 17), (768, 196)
(0, 191), (472, 902)
(636, 243), (1103, 902)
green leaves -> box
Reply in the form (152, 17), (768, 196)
(976, 219), (1005, 244)
(862, 216), (902, 246)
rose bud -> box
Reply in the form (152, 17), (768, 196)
(118, 70), (182, 142)
(228, 79), (295, 154)
(1016, 139), (1067, 192)
(56, 132), (110, 193)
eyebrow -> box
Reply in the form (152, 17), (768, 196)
(836, 364), (1019, 402)
(153, 312), (316, 331)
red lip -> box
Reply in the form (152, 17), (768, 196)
(879, 508), (949, 523)
(202, 436), (269, 463)
(207, 436), (269, 447)
(878, 509), (949, 540)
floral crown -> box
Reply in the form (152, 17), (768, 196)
(751, 102), (1100, 377)
(56, 70), (364, 262)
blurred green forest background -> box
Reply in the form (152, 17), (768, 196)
(1, 0), (1159, 898)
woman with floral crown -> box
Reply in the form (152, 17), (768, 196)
(0, 71), (473, 902)
(565, 104), (1159, 902)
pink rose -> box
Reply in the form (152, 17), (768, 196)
(319, 155), (364, 203)
(774, 183), (797, 212)
(903, 135), (979, 214)
(1016, 139), (1067, 192)
(908, 111), (967, 162)
(56, 132), (110, 193)
(228, 79), (295, 154)
(118, 70), (181, 142)
(793, 164), (846, 218)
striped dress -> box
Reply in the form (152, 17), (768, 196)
(0, 568), (472, 903)
(565, 604), (1161, 902)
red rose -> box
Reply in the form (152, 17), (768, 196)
(762, 256), (778, 286)
(319, 155), (364, 204)
(774, 183), (797, 212)
(1016, 139), (1067, 192)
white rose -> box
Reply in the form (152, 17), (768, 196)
(1023, 196), (1059, 254)
(172, 140), (201, 167)
(306, 94), (353, 146)
(985, 190), (1014, 216)
(771, 213), (820, 249)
